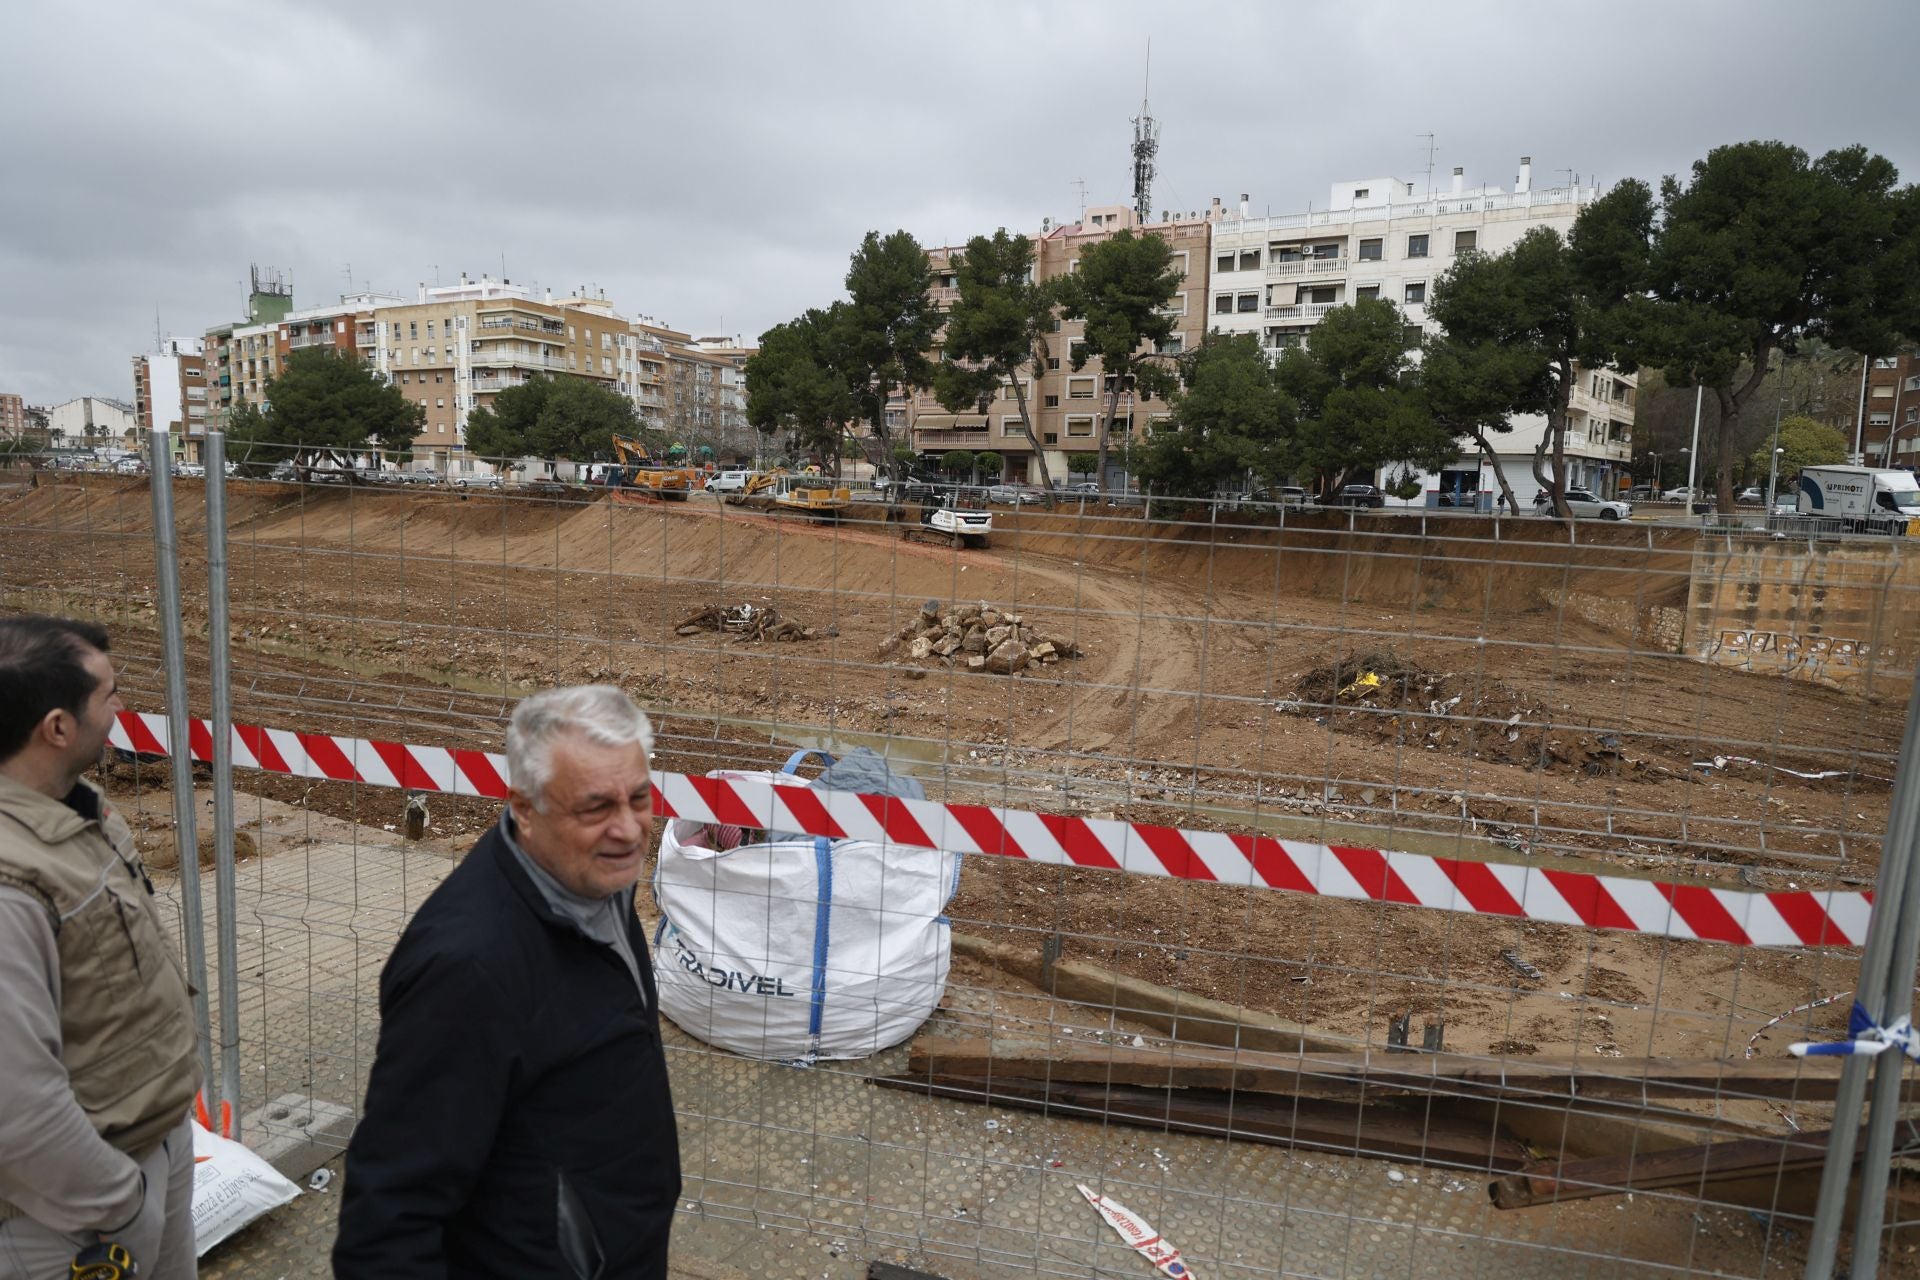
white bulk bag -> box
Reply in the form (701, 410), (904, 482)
(190, 1120), (300, 1255)
(651, 750), (960, 1061)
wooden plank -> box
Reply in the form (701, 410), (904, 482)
(906, 1035), (1846, 1103)
(1489, 1121), (1920, 1209)
(951, 933), (1349, 1054)
(874, 1073), (1531, 1172)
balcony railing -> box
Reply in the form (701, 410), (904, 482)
(1264, 303), (1338, 320)
(911, 427), (993, 447)
(288, 333), (338, 350)
(471, 350), (568, 369)
(1266, 258), (1347, 278)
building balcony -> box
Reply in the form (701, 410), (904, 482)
(287, 332), (338, 350)
(470, 349), (568, 370)
(1266, 258), (1347, 278)
(477, 317), (566, 336)
(912, 427), (994, 448)
(1265, 303), (1339, 320)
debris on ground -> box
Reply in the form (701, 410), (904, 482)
(1500, 950), (1544, 982)
(674, 602), (835, 643)
(1077, 1183), (1196, 1279)
(877, 599), (1085, 675)
(1285, 649), (1643, 775)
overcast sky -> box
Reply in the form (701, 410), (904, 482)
(3, 0), (1913, 406)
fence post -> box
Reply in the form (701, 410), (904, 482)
(1803, 653), (1920, 1278)
(204, 431), (243, 1138)
(146, 429), (216, 1095)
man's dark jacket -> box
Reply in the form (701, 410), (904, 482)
(333, 824), (681, 1278)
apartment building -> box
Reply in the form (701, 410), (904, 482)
(692, 337), (756, 458)
(1208, 159), (1635, 502)
(203, 269), (296, 428)
(0, 393), (25, 442)
(363, 277), (623, 471)
(1863, 351), (1920, 466)
(131, 337), (209, 459)
(905, 204), (1215, 485)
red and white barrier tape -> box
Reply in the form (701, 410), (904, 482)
(110, 710), (1871, 950)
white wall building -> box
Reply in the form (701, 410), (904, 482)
(1208, 158), (1635, 506)
(46, 396), (138, 448)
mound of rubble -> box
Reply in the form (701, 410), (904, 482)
(878, 599), (1084, 676)
(1283, 650), (1638, 776)
(674, 603), (835, 643)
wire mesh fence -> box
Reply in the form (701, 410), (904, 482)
(2, 441), (1917, 1278)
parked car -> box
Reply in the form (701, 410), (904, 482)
(1627, 485), (1656, 501)
(1660, 486), (1697, 502)
(451, 473), (502, 490)
(986, 483), (1044, 505)
(1735, 487), (1764, 506)
(112, 457), (146, 475)
(1536, 487), (1632, 520)
(1326, 484), (1385, 508)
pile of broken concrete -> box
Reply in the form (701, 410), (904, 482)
(878, 600), (1084, 675)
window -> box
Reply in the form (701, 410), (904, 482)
(1356, 285), (1381, 301)
(1070, 341), (1087, 363)
(1157, 335), (1184, 355)
(1067, 377), (1096, 400)
(1873, 385), (1894, 399)
(1404, 282), (1427, 304)
(1239, 250), (1260, 271)
(435, 373), (443, 383)
(1303, 286), (1338, 305)
(426, 322), (435, 338)
(436, 398), (445, 409)
(1874, 357), (1899, 369)
(1403, 324), (1424, 349)
(1870, 412), (1892, 426)
(1454, 230), (1477, 253)
(1907, 376), (1920, 391)
(1044, 394), (1059, 408)
(1216, 253), (1234, 273)
(1236, 293), (1259, 313)
(1358, 238), (1383, 262)
(1355, 188), (1370, 200)
(1047, 356), (1061, 370)
(1407, 234), (1429, 259)
(1065, 415), (1095, 437)
(409, 322), (418, 339)
(1215, 294), (1234, 314)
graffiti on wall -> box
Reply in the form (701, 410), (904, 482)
(1708, 631), (1898, 682)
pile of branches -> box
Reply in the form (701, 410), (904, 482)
(673, 603), (834, 644)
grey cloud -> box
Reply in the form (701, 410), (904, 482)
(3, 0), (1914, 404)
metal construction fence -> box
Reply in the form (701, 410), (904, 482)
(3, 435), (1920, 1279)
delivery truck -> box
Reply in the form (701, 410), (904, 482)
(1788, 465), (1920, 536)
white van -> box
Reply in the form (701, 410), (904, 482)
(705, 470), (752, 494)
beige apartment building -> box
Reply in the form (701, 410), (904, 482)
(904, 204), (1216, 485)
(362, 277), (623, 471)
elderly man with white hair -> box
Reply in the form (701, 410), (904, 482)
(334, 685), (681, 1279)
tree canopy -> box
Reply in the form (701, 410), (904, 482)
(931, 229), (1062, 498)
(744, 306), (857, 467)
(1278, 299), (1451, 488)
(1134, 332), (1290, 498)
(1755, 415), (1849, 480)
(842, 230), (939, 476)
(1054, 229), (1185, 486)
(462, 374), (642, 462)
(228, 348), (423, 470)
(1637, 141), (1918, 509)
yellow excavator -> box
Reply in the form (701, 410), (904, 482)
(730, 466), (850, 518)
(609, 435), (696, 500)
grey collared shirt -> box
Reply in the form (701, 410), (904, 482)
(499, 813), (646, 1006)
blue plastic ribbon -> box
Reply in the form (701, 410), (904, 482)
(1789, 1001), (1920, 1059)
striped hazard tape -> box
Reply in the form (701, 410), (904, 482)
(110, 709), (1871, 950)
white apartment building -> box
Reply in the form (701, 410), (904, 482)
(1208, 158), (1635, 505)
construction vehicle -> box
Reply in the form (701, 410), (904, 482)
(769, 471), (851, 518)
(903, 487), (992, 549)
(609, 435), (696, 500)
(727, 468), (787, 505)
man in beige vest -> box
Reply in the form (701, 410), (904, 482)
(0, 616), (202, 1279)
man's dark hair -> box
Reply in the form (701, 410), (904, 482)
(0, 615), (112, 763)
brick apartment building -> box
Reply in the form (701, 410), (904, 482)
(0, 393), (25, 443)
(1864, 351), (1920, 467)
(131, 338), (208, 459)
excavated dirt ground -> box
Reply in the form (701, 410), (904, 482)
(0, 474), (1904, 1076)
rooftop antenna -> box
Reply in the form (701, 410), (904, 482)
(154, 307), (163, 353)
(1130, 40), (1158, 227)
(1418, 132), (1437, 197)
(1072, 177), (1088, 223)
